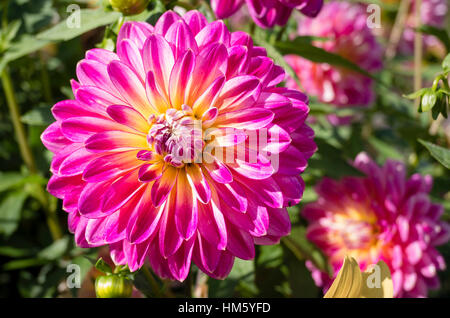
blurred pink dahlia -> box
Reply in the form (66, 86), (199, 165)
(399, 0), (448, 55)
(41, 10), (316, 281)
(211, 0), (323, 28)
(303, 153), (450, 297)
(285, 1), (383, 108)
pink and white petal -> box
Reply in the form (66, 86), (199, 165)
(107, 105), (150, 133)
(185, 164), (211, 204)
(126, 185), (164, 244)
(165, 19), (198, 60)
(151, 166), (179, 207)
(182, 10), (208, 36)
(167, 236), (195, 281)
(195, 20), (230, 48)
(159, 193), (183, 258)
(85, 131), (148, 152)
(85, 48), (119, 64)
(174, 172), (198, 240)
(83, 150), (142, 182)
(142, 34), (175, 99)
(117, 39), (146, 81)
(101, 169), (145, 213)
(108, 60), (153, 118)
(117, 21), (154, 51)
(214, 75), (261, 111)
(216, 108), (274, 130)
(169, 49), (196, 108)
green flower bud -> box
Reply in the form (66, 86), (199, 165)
(109, 0), (150, 16)
(95, 274), (133, 298)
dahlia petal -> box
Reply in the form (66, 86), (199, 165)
(107, 105), (150, 133)
(169, 49), (196, 108)
(185, 164), (211, 204)
(85, 131), (147, 152)
(266, 207), (291, 237)
(216, 108), (274, 130)
(192, 76), (225, 116)
(194, 233), (221, 273)
(210, 179), (247, 213)
(85, 48), (119, 64)
(215, 75), (261, 111)
(159, 194), (183, 258)
(123, 239), (152, 272)
(41, 122), (70, 153)
(187, 43), (228, 105)
(182, 10), (208, 36)
(117, 21), (154, 51)
(108, 60), (152, 118)
(167, 236), (195, 281)
(211, 0), (244, 19)
(126, 186), (164, 244)
(83, 150), (142, 182)
(61, 116), (138, 143)
(75, 86), (125, 114)
(151, 166), (179, 207)
(197, 201), (227, 250)
(174, 172), (198, 240)
(226, 222), (255, 260)
(154, 10), (182, 36)
(117, 39), (146, 81)
(142, 34), (175, 99)
(76, 60), (115, 91)
(78, 180), (116, 218)
(165, 20), (198, 60)
(145, 71), (171, 113)
(195, 20), (230, 48)
(203, 154), (233, 184)
(52, 100), (98, 121)
(47, 175), (82, 200)
(226, 45), (249, 78)
(138, 162), (164, 182)
(101, 169), (145, 214)
(59, 147), (99, 176)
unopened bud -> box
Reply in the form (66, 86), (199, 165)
(109, 0), (150, 16)
(95, 274), (133, 298)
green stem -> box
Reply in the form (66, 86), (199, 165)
(1, 68), (38, 174)
(1, 67), (62, 241)
(39, 52), (53, 103)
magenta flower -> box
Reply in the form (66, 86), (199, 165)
(41, 10), (316, 281)
(399, 0), (448, 55)
(211, 0), (323, 28)
(303, 153), (450, 297)
(285, 1), (383, 108)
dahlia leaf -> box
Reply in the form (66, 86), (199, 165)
(0, 191), (27, 238)
(37, 9), (122, 42)
(419, 139), (450, 169)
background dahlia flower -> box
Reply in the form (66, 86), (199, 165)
(211, 0), (323, 28)
(285, 1), (383, 109)
(398, 0), (449, 55)
(303, 153), (450, 297)
(40, 10), (316, 281)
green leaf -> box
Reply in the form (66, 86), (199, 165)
(403, 87), (428, 99)
(209, 259), (256, 297)
(3, 258), (49, 271)
(37, 236), (70, 261)
(95, 257), (113, 274)
(0, 191), (28, 238)
(0, 172), (26, 192)
(37, 9), (122, 42)
(21, 105), (54, 126)
(0, 35), (51, 73)
(368, 137), (404, 161)
(443, 53), (450, 72)
(421, 90), (437, 112)
(417, 25), (450, 52)
(419, 139), (450, 169)
(275, 38), (375, 79)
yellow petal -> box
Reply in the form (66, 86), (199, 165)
(324, 256), (362, 298)
(360, 260), (394, 298)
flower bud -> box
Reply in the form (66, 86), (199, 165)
(109, 0), (149, 16)
(95, 275), (133, 298)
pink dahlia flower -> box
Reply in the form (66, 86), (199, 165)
(303, 153), (450, 297)
(41, 10), (316, 281)
(285, 1), (383, 108)
(399, 0), (448, 55)
(211, 0), (323, 28)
